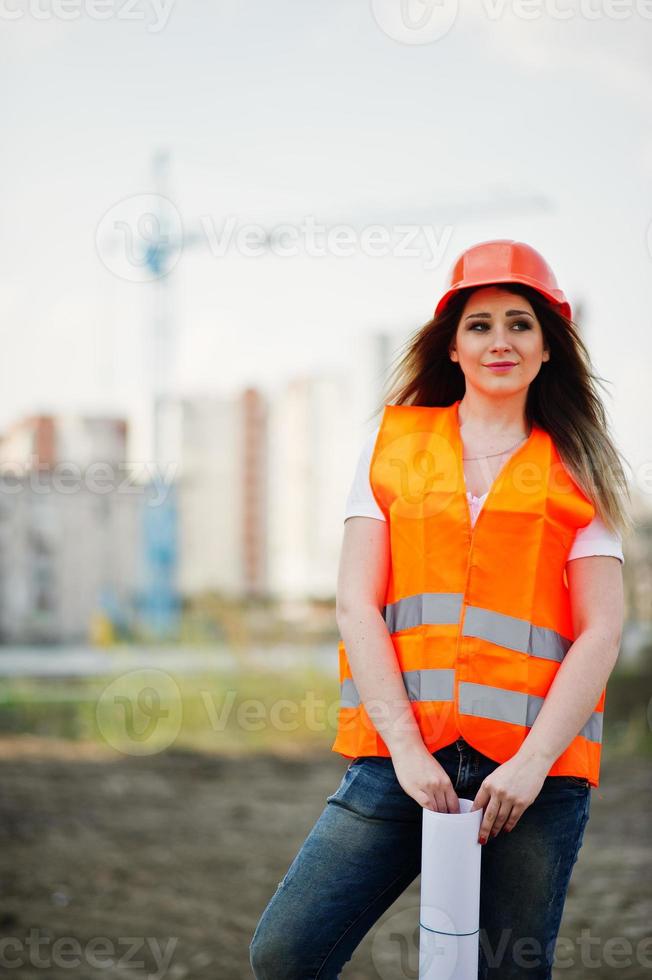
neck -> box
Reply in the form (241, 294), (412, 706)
(457, 390), (530, 439)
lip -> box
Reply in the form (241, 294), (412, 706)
(485, 362), (517, 371)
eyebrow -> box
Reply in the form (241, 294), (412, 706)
(465, 309), (534, 320)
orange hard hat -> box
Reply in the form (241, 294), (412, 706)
(434, 239), (571, 321)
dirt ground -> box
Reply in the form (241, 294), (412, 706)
(0, 737), (650, 980)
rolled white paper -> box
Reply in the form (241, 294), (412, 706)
(419, 798), (483, 980)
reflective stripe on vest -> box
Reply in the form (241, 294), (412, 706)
(340, 674), (603, 744)
(340, 668), (455, 710)
(382, 594), (571, 662)
(458, 681), (603, 743)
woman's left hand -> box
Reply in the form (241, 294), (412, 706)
(470, 752), (550, 843)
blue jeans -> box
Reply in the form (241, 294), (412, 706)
(249, 738), (591, 979)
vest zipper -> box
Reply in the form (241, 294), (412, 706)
(454, 524), (474, 729)
(453, 424), (536, 729)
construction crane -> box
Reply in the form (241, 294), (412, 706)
(115, 151), (555, 466)
(98, 152), (556, 641)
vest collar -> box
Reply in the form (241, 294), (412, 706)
(446, 398), (541, 533)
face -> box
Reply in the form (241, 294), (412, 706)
(449, 286), (549, 395)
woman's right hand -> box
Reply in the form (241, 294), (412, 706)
(391, 743), (461, 813)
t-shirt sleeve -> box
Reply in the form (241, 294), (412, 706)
(567, 513), (625, 565)
(343, 426), (386, 522)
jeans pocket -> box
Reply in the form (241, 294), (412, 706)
(328, 755), (408, 821)
(557, 775), (590, 788)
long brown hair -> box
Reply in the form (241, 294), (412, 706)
(371, 283), (634, 538)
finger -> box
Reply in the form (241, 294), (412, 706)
(503, 806), (523, 833)
(445, 785), (460, 813)
(489, 801), (514, 838)
(479, 799), (501, 841)
(433, 789), (450, 813)
(470, 785), (490, 813)
(416, 789), (436, 811)
(417, 788), (446, 812)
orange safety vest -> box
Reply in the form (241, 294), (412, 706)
(331, 400), (605, 787)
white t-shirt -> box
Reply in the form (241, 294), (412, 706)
(344, 427), (625, 565)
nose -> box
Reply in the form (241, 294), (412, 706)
(489, 332), (513, 353)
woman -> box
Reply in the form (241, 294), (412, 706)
(249, 240), (632, 979)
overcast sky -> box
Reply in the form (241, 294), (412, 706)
(1, 0), (651, 500)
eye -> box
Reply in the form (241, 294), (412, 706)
(467, 320), (532, 331)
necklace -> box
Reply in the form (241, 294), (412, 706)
(462, 433), (530, 460)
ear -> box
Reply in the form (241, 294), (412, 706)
(450, 346), (458, 362)
(542, 347), (550, 362)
